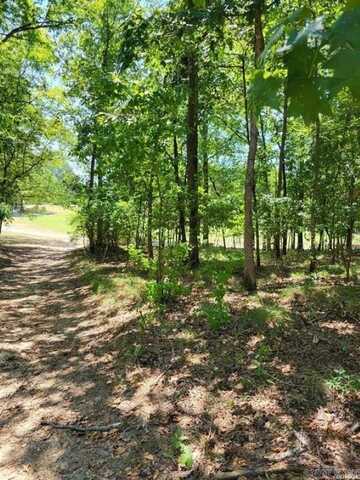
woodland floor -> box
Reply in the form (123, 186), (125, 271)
(0, 233), (360, 480)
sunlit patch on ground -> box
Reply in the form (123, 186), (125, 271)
(0, 237), (359, 478)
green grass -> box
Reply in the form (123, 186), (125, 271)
(76, 256), (147, 303)
(325, 369), (360, 394)
(23, 211), (75, 234)
(11, 205), (75, 235)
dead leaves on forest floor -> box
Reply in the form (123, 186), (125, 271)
(0, 239), (359, 479)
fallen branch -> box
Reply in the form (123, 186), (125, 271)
(41, 420), (124, 433)
(267, 445), (306, 462)
(214, 464), (304, 479)
(215, 430), (309, 479)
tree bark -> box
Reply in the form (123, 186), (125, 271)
(88, 147), (96, 254)
(243, 0), (264, 291)
(173, 134), (187, 243)
(275, 82), (289, 258)
(345, 175), (355, 281)
(186, 53), (200, 268)
(243, 53), (261, 269)
(202, 119), (209, 245)
(147, 175), (154, 259)
(309, 116), (321, 273)
(96, 171), (104, 252)
(297, 231), (303, 251)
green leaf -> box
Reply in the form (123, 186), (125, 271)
(278, 17), (325, 54)
(345, 0), (360, 11)
(288, 77), (331, 124)
(260, 25), (284, 63)
(193, 0), (206, 9)
(248, 71), (282, 114)
(328, 4), (360, 50)
(261, 6), (314, 61)
(285, 6), (313, 24)
(178, 445), (194, 469)
(327, 49), (360, 98)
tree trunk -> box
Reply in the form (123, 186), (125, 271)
(173, 133), (187, 243)
(309, 117), (321, 273)
(317, 230), (324, 252)
(222, 230), (226, 250)
(291, 231), (296, 250)
(135, 197), (143, 248)
(254, 187), (261, 268)
(156, 173), (165, 284)
(96, 172), (104, 253)
(345, 175), (355, 281)
(297, 231), (303, 251)
(186, 53), (200, 268)
(147, 175), (154, 259)
(243, 0), (264, 291)
(88, 147), (96, 254)
(202, 119), (209, 245)
(275, 82), (289, 258)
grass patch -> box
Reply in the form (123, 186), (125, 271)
(77, 256), (147, 303)
(326, 369), (360, 394)
(239, 303), (291, 331)
(198, 247), (244, 284)
(11, 204), (75, 235)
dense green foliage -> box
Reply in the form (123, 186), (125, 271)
(1, 0), (359, 288)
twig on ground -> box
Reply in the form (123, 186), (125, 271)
(41, 420), (124, 432)
(215, 430), (309, 479)
(214, 464), (305, 479)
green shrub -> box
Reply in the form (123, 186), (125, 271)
(166, 243), (189, 278)
(200, 270), (231, 330)
(128, 244), (152, 272)
(200, 302), (230, 330)
(146, 279), (188, 306)
(0, 203), (12, 225)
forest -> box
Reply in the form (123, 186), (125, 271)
(0, 1), (360, 479)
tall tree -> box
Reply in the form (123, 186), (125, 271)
(243, 0), (264, 291)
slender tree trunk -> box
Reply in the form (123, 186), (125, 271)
(281, 142), (288, 256)
(241, 56), (250, 145)
(186, 52), (200, 267)
(254, 187), (261, 268)
(173, 133), (187, 243)
(345, 176), (355, 281)
(202, 119), (209, 245)
(328, 231), (333, 252)
(317, 230), (323, 252)
(96, 172), (104, 253)
(243, 0), (264, 291)
(147, 175), (154, 259)
(275, 82), (289, 258)
(297, 231), (303, 251)
(309, 117), (321, 273)
(88, 147), (96, 254)
(222, 230), (227, 250)
(243, 54), (261, 269)
(135, 197), (143, 248)
(291, 231), (296, 250)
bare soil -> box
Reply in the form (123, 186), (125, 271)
(0, 234), (360, 479)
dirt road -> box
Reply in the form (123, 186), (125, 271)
(0, 235), (129, 480)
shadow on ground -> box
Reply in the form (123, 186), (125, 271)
(0, 237), (359, 479)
